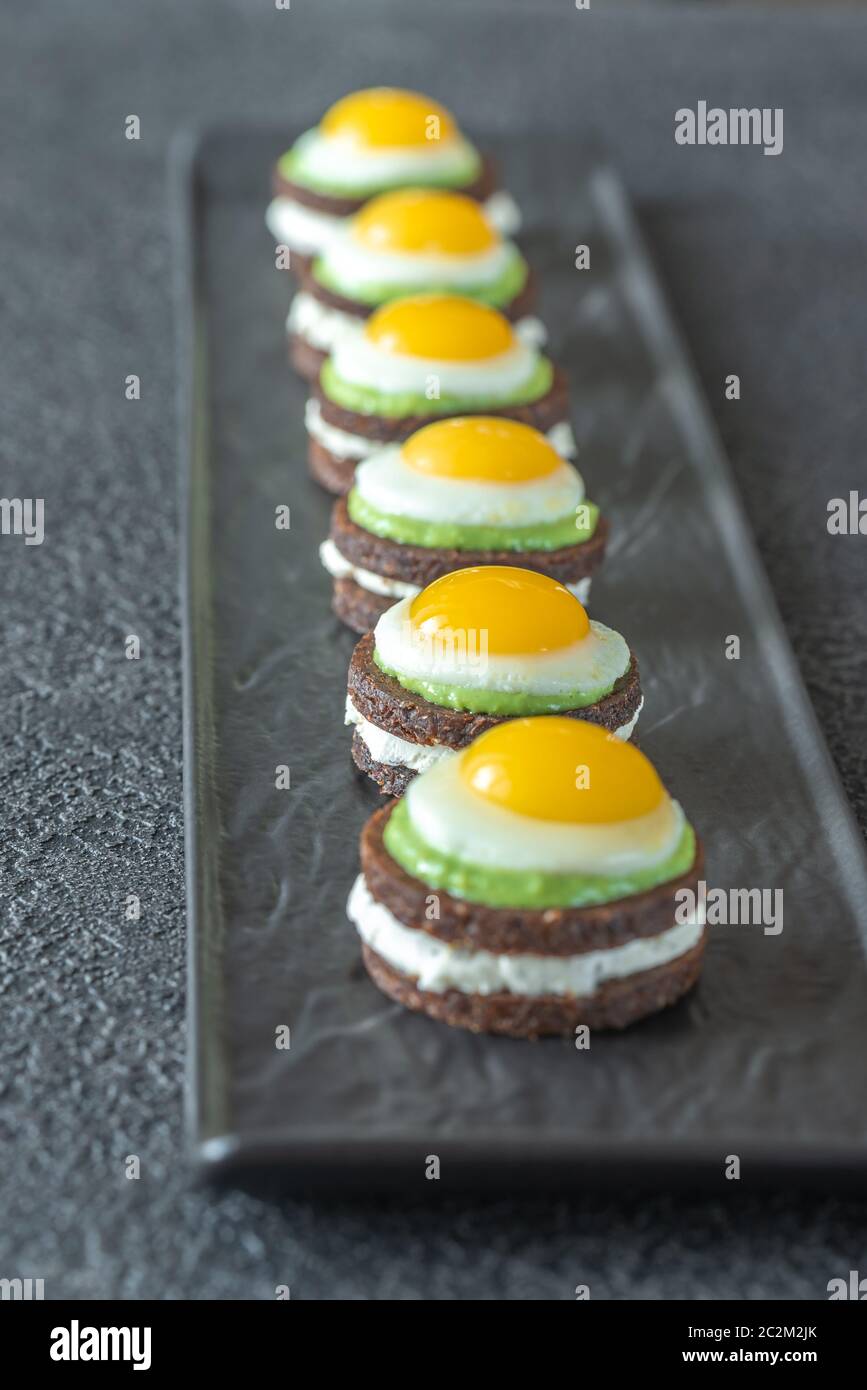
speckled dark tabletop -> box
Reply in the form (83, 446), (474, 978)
(2, 0), (866, 1300)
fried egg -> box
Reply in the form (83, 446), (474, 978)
(404, 717), (685, 876)
(354, 418), (585, 528)
(330, 295), (539, 397)
(374, 567), (630, 697)
(318, 190), (518, 295)
(286, 88), (481, 193)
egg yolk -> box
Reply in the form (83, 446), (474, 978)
(409, 567), (589, 656)
(365, 295), (516, 361)
(460, 717), (667, 825)
(320, 88), (457, 149)
(353, 191), (497, 256)
(402, 418), (561, 483)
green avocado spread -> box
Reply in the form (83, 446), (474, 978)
(320, 355), (554, 419)
(347, 489), (599, 552)
(278, 136), (482, 200)
(383, 797), (696, 910)
(372, 650), (619, 715)
(311, 246), (528, 310)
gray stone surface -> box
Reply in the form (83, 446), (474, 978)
(1, 0), (866, 1300)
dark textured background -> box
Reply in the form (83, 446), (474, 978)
(2, 0), (866, 1300)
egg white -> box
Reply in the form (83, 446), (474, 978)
(374, 596), (630, 697)
(404, 754), (686, 877)
(292, 127), (480, 190)
(354, 444), (586, 527)
(320, 229), (515, 292)
(331, 326), (537, 397)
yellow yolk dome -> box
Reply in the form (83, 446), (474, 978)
(409, 567), (590, 656)
(352, 190), (497, 255)
(364, 295), (516, 360)
(402, 417), (562, 482)
(460, 717), (668, 824)
(320, 88), (458, 149)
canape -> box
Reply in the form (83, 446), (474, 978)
(346, 566), (643, 795)
(288, 189), (541, 381)
(322, 416), (606, 633)
(266, 87), (520, 271)
(348, 717), (705, 1036)
(307, 294), (575, 494)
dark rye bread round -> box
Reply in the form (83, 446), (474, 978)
(292, 338), (327, 386)
(329, 488), (608, 633)
(361, 937), (707, 1037)
(314, 362), (570, 443)
(331, 495), (608, 591)
(289, 268), (539, 384)
(272, 152), (500, 218)
(360, 799), (705, 955)
(308, 367), (573, 495)
(347, 631), (643, 753)
(290, 333), (328, 381)
(332, 489), (608, 634)
(307, 438), (366, 495)
(295, 262), (539, 324)
(351, 727), (416, 798)
(332, 576), (397, 634)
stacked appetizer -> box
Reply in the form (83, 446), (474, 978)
(287, 188), (542, 381)
(269, 87), (709, 1034)
(345, 566), (642, 795)
(306, 294), (575, 494)
(267, 87), (520, 271)
(321, 416), (606, 633)
(348, 717), (705, 1036)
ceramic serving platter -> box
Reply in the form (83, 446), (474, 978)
(175, 127), (867, 1189)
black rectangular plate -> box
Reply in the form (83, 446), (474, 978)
(176, 126), (867, 1191)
